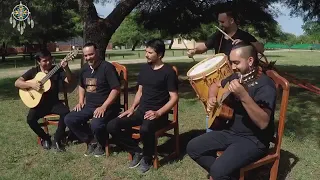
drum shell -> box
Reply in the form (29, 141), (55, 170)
(187, 54), (233, 112)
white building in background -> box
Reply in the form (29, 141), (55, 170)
(171, 38), (202, 49)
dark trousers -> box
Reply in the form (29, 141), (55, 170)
(27, 102), (70, 141)
(107, 110), (168, 157)
(64, 106), (119, 146)
(186, 130), (267, 180)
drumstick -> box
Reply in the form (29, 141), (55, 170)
(214, 25), (235, 42)
(179, 36), (196, 62)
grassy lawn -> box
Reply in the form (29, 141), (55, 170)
(0, 51), (319, 180)
(0, 49), (213, 69)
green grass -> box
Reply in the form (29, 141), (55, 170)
(0, 51), (319, 179)
(0, 49), (213, 69)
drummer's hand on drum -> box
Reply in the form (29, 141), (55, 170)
(187, 49), (196, 58)
(207, 97), (217, 112)
(232, 39), (243, 45)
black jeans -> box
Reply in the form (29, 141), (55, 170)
(107, 109), (169, 157)
(186, 130), (267, 180)
(64, 105), (119, 146)
(27, 101), (70, 141)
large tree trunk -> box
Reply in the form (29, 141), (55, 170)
(78, 0), (143, 64)
(131, 40), (139, 51)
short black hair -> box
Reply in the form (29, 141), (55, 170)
(34, 48), (51, 62)
(83, 42), (97, 50)
(145, 39), (165, 58)
(216, 3), (239, 24)
(231, 42), (259, 66)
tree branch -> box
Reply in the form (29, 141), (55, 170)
(104, 0), (143, 34)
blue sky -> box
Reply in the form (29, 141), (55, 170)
(94, 2), (304, 36)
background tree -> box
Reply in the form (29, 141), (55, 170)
(111, 12), (160, 51)
(0, 0), (81, 50)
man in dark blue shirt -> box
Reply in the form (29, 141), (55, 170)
(64, 43), (121, 157)
(187, 42), (277, 180)
(107, 39), (179, 173)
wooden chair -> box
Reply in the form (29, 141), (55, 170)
(128, 66), (180, 169)
(105, 62), (128, 156)
(37, 82), (69, 144)
(215, 69), (290, 180)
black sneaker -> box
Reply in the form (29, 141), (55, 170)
(84, 143), (97, 156)
(128, 152), (143, 168)
(52, 139), (66, 152)
(139, 156), (152, 173)
(41, 139), (52, 150)
(93, 144), (105, 157)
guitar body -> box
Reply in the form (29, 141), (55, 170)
(19, 72), (51, 108)
(207, 68), (260, 129)
(208, 84), (234, 129)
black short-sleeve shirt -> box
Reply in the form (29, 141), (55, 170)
(137, 63), (178, 113)
(79, 60), (121, 108)
(205, 29), (257, 56)
(21, 65), (66, 105)
(220, 72), (277, 146)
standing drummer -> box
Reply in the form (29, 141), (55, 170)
(187, 9), (264, 58)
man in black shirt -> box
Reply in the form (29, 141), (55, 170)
(64, 43), (121, 157)
(107, 39), (179, 173)
(186, 42), (277, 180)
(15, 49), (73, 151)
(187, 10), (264, 58)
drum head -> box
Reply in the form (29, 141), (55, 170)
(187, 54), (227, 79)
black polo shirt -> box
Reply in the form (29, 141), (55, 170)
(79, 60), (121, 109)
(205, 29), (258, 56)
(221, 73), (277, 146)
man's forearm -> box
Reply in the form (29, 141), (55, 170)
(208, 82), (220, 98)
(78, 86), (85, 104)
(194, 43), (208, 54)
(240, 94), (269, 129)
(63, 66), (73, 83)
(157, 95), (178, 116)
(101, 88), (120, 109)
(130, 92), (142, 110)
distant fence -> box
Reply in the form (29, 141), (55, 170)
(265, 43), (320, 50)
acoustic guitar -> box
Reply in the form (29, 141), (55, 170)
(207, 68), (260, 129)
(19, 50), (78, 108)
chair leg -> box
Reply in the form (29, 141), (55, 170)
(269, 159), (280, 180)
(153, 136), (159, 169)
(239, 169), (245, 180)
(105, 144), (110, 157)
(174, 126), (180, 157)
(43, 118), (49, 134)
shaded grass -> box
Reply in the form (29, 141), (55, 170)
(0, 52), (319, 180)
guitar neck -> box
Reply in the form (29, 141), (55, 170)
(40, 64), (62, 84)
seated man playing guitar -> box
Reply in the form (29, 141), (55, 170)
(186, 42), (277, 180)
(64, 43), (121, 157)
(15, 49), (73, 151)
(107, 39), (179, 173)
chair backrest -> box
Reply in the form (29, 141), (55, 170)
(112, 62), (129, 112)
(265, 70), (290, 155)
(170, 66), (179, 123)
